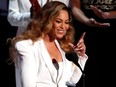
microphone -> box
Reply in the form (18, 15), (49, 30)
(65, 52), (83, 73)
(52, 59), (59, 70)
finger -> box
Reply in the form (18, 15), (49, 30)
(69, 43), (76, 49)
(74, 46), (84, 54)
(79, 32), (86, 40)
(77, 32), (85, 46)
(69, 43), (74, 47)
(91, 19), (110, 27)
(90, 5), (102, 13)
(77, 42), (84, 48)
(99, 23), (110, 26)
(95, 22), (110, 27)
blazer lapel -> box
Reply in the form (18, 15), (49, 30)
(38, 39), (57, 83)
(54, 40), (66, 83)
(36, 39), (67, 83)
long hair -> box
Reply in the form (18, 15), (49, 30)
(39, 1), (75, 52)
(9, 1), (75, 63)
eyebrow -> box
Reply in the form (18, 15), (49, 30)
(55, 18), (69, 21)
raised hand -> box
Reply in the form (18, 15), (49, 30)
(69, 32), (86, 57)
(90, 5), (109, 19)
(30, 0), (41, 19)
(87, 18), (110, 27)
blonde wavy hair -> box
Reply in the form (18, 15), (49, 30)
(9, 1), (75, 63)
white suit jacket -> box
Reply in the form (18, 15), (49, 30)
(15, 39), (88, 87)
(7, 0), (70, 36)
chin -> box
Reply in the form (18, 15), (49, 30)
(57, 36), (64, 39)
(56, 33), (64, 38)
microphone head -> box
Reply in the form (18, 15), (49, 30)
(65, 52), (79, 65)
(65, 52), (84, 73)
(52, 59), (59, 70)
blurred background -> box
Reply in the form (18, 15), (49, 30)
(0, 0), (16, 86)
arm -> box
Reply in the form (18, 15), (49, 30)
(108, 11), (116, 19)
(75, 32), (88, 70)
(69, 32), (88, 70)
(90, 5), (116, 19)
(7, 0), (31, 27)
(15, 41), (37, 87)
(70, 0), (89, 25)
(66, 55), (88, 86)
(70, 0), (110, 27)
(67, 32), (88, 86)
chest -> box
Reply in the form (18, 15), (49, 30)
(46, 43), (63, 62)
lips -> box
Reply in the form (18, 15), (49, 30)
(57, 29), (66, 34)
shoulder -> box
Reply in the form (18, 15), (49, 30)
(15, 39), (42, 50)
(15, 39), (36, 52)
(15, 39), (33, 48)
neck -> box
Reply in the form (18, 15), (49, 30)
(43, 35), (55, 43)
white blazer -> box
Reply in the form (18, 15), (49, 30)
(15, 39), (88, 87)
(7, 0), (70, 36)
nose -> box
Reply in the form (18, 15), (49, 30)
(60, 22), (66, 29)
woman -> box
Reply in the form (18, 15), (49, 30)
(9, 1), (88, 87)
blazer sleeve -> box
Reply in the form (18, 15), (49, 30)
(65, 52), (88, 72)
(15, 41), (37, 87)
(78, 54), (88, 70)
(7, 0), (31, 27)
(66, 54), (88, 86)
(65, 62), (82, 87)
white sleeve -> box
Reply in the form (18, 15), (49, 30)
(78, 54), (88, 70)
(15, 42), (37, 87)
(66, 54), (88, 86)
(66, 63), (82, 86)
(7, 0), (31, 27)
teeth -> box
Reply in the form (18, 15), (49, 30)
(58, 30), (65, 33)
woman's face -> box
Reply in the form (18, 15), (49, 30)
(52, 10), (70, 39)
